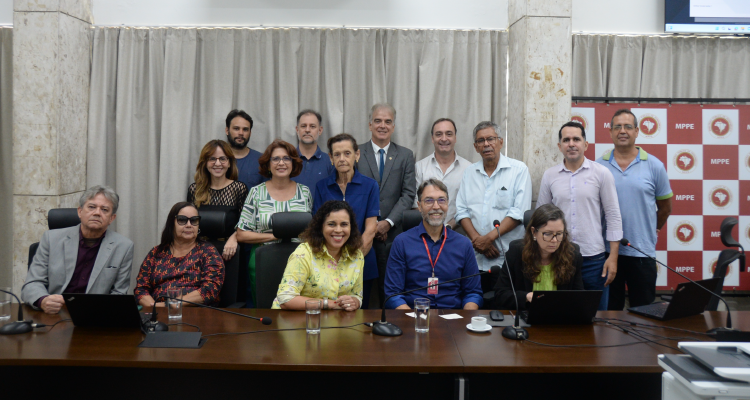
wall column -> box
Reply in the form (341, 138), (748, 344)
(507, 0), (572, 201)
(11, 0), (92, 293)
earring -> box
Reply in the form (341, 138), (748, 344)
(533, 237), (536, 241)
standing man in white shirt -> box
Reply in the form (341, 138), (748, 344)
(413, 118), (472, 232)
(456, 121), (532, 293)
(537, 121), (622, 310)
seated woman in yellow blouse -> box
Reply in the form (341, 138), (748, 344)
(273, 200), (364, 311)
(493, 204), (584, 311)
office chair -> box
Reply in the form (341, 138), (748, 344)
(27, 208), (81, 268)
(199, 208), (244, 308)
(254, 212), (312, 308)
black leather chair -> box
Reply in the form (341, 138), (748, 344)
(705, 217), (745, 311)
(28, 208), (81, 268)
(254, 212), (313, 308)
(401, 210), (423, 232)
(198, 209), (244, 308)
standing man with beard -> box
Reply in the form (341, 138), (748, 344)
(383, 179), (482, 310)
(291, 109), (333, 198)
(225, 109), (266, 190)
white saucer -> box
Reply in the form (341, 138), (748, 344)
(466, 323), (492, 333)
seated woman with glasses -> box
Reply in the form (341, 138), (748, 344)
(135, 202), (225, 308)
(273, 200), (363, 311)
(236, 139), (312, 307)
(493, 204), (583, 311)
(188, 140), (248, 260)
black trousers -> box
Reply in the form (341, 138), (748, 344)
(608, 255), (657, 310)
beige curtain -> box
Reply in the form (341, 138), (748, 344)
(572, 34), (750, 99)
(0, 27), (12, 288)
(87, 27), (508, 276)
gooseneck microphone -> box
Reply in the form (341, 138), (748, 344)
(619, 238), (734, 333)
(0, 289), (33, 335)
(163, 296), (272, 325)
(491, 233), (529, 340)
(372, 268), (499, 337)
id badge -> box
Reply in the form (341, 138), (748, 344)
(427, 277), (438, 295)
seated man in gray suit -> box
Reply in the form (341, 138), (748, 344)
(21, 185), (135, 314)
(358, 103), (416, 307)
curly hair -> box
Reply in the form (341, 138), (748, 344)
(521, 204), (576, 286)
(258, 139), (303, 178)
(193, 140), (238, 208)
(300, 200), (363, 257)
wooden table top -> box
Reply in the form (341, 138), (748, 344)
(0, 305), (741, 373)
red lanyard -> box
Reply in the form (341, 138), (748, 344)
(422, 226), (447, 277)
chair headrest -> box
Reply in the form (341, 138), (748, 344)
(48, 208), (81, 230)
(271, 212), (312, 242)
(720, 217), (741, 249)
(198, 209), (228, 239)
(523, 209), (533, 229)
(401, 210), (423, 232)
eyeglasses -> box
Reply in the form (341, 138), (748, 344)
(474, 136), (499, 145)
(611, 124), (636, 131)
(540, 232), (565, 242)
(208, 157), (228, 165)
(422, 197), (448, 207)
(176, 215), (201, 226)
(271, 156), (292, 164)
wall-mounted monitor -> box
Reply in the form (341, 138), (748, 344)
(665, 0), (750, 34)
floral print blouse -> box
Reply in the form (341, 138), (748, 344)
(273, 242), (364, 308)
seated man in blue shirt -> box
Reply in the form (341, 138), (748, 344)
(384, 179), (483, 309)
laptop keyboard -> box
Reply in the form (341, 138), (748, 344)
(633, 302), (669, 318)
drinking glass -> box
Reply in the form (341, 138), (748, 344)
(306, 299), (322, 334)
(414, 298), (430, 333)
(0, 287), (11, 320)
(166, 288), (184, 319)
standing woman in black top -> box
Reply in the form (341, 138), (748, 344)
(188, 140), (249, 260)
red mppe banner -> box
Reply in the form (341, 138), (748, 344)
(571, 102), (750, 291)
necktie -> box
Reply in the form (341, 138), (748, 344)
(378, 149), (385, 181)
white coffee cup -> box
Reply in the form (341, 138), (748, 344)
(471, 316), (487, 330)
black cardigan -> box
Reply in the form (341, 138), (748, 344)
(493, 239), (584, 311)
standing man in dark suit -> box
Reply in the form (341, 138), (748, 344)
(357, 103), (416, 306)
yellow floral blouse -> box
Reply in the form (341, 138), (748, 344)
(272, 242), (364, 309)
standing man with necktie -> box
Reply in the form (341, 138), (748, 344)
(357, 103), (416, 307)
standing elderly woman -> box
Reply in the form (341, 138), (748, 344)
(135, 202), (225, 307)
(188, 140), (248, 261)
(274, 200), (364, 311)
(313, 133), (379, 308)
(493, 204), (584, 310)
(236, 139), (313, 307)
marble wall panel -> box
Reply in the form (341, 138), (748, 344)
(14, 151), (57, 194)
(507, 11), (571, 200)
(509, 0), (571, 27)
(11, 194), (59, 292)
(60, 0), (93, 23)
(14, 0), (59, 12)
(57, 13), (90, 194)
(59, 190), (83, 208)
(12, 122), (56, 158)
(12, 12), (59, 127)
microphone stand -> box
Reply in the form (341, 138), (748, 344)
(372, 270), (490, 337)
(620, 239), (740, 337)
(0, 289), (32, 335)
(492, 224), (529, 340)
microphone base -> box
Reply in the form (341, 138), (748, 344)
(143, 321), (169, 333)
(0, 321), (33, 335)
(372, 321), (403, 337)
(711, 328), (750, 342)
(502, 326), (529, 340)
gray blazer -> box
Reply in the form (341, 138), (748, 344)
(21, 224), (135, 308)
(358, 140), (416, 239)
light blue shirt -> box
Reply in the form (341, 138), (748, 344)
(596, 147), (672, 258)
(455, 155), (532, 271)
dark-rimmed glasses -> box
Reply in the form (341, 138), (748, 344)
(176, 215), (201, 226)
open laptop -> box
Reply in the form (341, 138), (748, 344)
(63, 293), (146, 329)
(521, 290), (602, 325)
(628, 278), (721, 321)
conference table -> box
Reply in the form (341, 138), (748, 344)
(1, 305), (744, 400)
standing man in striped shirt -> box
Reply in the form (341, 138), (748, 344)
(537, 121), (622, 310)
